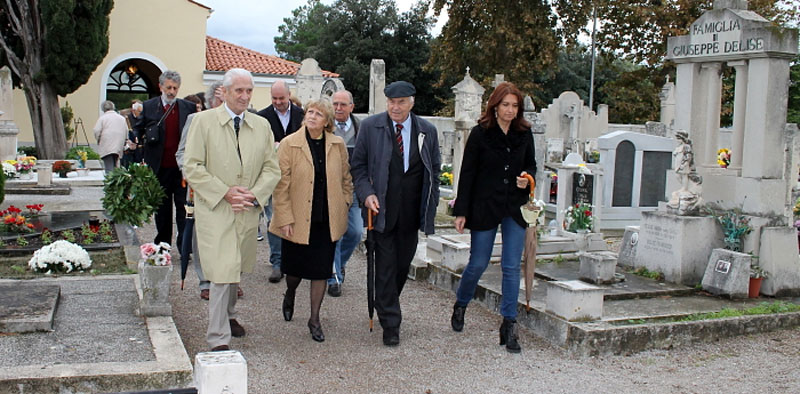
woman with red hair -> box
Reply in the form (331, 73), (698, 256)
(450, 82), (537, 353)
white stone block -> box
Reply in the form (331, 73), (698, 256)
(545, 280), (604, 321)
(759, 227), (800, 296)
(441, 240), (471, 273)
(579, 252), (618, 284)
(636, 211), (724, 286)
(195, 350), (248, 394)
(701, 248), (751, 299)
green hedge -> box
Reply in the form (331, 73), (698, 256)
(65, 146), (101, 160)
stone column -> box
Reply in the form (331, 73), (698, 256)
(742, 57), (792, 179)
(0, 66), (20, 161)
(701, 62), (722, 167)
(674, 62), (705, 160)
(368, 59), (386, 115)
(659, 76), (676, 128)
(450, 70), (484, 192)
(728, 60), (748, 170)
(294, 59), (326, 107)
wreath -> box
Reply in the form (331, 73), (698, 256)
(102, 163), (166, 227)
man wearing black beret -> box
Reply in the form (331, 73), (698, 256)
(351, 81), (441, 346)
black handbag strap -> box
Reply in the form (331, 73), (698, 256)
(154, 102), (176, 127)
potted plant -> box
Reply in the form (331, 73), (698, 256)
(749, 264), (768, 298)
(52, 160), (72, 178)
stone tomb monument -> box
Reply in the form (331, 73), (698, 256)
(597, 130), (674, 229)
(0, 66), (20, 161)
(636, 0), (799, 292)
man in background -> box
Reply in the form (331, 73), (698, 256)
(93, 100), (128, 174)
(255, 80), (304, 283)
(327, 89), (361, 297)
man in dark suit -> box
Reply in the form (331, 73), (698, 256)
(350, 81), (441, 346)
(255, 80), (304, 283)
(134, 70), (197, 250)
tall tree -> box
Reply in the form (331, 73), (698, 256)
(0, 0), (112, 159)
(275, 0), (446, 115)
(428, 0), (561, 101)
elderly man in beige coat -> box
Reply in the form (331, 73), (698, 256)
(184, 68), (280, 351)
(93, 100), (128, 173)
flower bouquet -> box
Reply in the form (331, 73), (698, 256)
(445, 198), (456, 216)
(52, 160), (72, 178)
(2, 161), (17, 179)
(1, 205), (35, 233)
(28, 240), (92, 274)
(717, 148), (731, 168)
(140, 242), (172, 266)
(563, 202), (594, 232)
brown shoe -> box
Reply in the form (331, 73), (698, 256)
(200, 289), (210, 300)
(230, 319), (246, 337)
(211, 345), (230, 351)
(237, 287), (244, 298)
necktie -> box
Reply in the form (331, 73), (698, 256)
(338, 122), (347, 132)
(395, 123), (404, 155)
(233, 116), (241, 161)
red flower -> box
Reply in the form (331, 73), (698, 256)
(4, 215), (14, 224)
(26, 223), (34, 229)
(584, 210), (592, 216)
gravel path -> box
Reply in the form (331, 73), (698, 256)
(138, 223), (800, 394)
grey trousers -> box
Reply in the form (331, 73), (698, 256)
(192, 231), (210, 290)
(207, 283), (239, 348)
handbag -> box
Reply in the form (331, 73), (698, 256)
(144, 102), (175, 146)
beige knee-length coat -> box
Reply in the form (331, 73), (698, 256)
(183, 106), (280, 283)
(269, 127), (353, 244)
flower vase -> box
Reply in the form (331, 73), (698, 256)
(748, 277), (763, 298)
(19, 171), (32, 180)
(139, 263), (173, 316)
(58, 172), (68, 178)
(78, 160), (86, 169)
(574, 229), (590, 255)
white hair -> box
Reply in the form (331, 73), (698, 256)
(205, 81), (223, 108)
(222, 68), (254, 88)
(159, 70), (181, 85)
(101, 100), (115, 112)
(132, 102), (143, 111)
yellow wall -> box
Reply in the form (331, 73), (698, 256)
(12, 0), (211, 146)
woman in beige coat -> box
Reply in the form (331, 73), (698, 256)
(269, 98), (353, 342)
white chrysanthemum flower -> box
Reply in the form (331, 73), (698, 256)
(28, 240), (92, 274)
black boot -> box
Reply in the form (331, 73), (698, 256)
(499, 318), (521, 353)
(451, 303), (466, 332)
(282, 291), (295, 321)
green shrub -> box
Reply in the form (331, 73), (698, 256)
(17, 146), (37, 157)
(66, 146), (100, 160)
(62, 102), (75, 142)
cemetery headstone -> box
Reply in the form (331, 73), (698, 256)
(701, 248), (751, 298)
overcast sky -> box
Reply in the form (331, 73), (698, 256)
(198, 0), (445, 56)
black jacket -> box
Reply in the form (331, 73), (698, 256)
(453, 124), (536, 231)
(255, 103), (304, 142)
(133, 97), (196, 173)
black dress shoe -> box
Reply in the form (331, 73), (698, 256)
(229, 319), (246, 337)
(308, 320), (325, 342)
(451, 303), (466, 332)
(210, 345), (230, 351)
(327, 283), (342, 297)
(382, 327), (399, 346)
(282, 292), (294, 321)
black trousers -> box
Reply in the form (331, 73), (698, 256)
(373, 226), (419, 330)
(154, 166), (186, 249)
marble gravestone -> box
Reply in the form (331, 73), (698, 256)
(701, 248), (752, 298)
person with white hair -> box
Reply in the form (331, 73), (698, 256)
(184, 68), (280, 351)
(93, 100), (128, 173)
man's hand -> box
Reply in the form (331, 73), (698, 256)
(224, 186), (256, 212)
(364, 194), (380, 215)
(280, 224), (294, 238)
(454, 216), (466, 234)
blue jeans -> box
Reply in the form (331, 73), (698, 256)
(264, 196), (281, 269)
(455, 216), (525, 320)
(329, 196), (362, 285)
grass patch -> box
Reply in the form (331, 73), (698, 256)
(613, 301), (800, 326)
(629, 266), (664, 281)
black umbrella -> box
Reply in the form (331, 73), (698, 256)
(179, 187), (195, 290)
(366, 209), (376, 332)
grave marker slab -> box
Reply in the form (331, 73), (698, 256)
(0, 283), (60, 333)
(701, 248), (751, 298)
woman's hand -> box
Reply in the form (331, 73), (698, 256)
(516, 171), (530, 189)
(280, 224), (294, 238)
(454, 216), (466, 234)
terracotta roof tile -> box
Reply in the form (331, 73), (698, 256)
(206, 36), (338, 78)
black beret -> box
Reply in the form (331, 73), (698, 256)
(384, 81), (416, 98)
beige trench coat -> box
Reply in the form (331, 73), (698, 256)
(183, 106), (280, 283)
(269, 127), (353, 244)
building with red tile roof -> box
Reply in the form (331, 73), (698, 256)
(205, 36), (338, 78)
